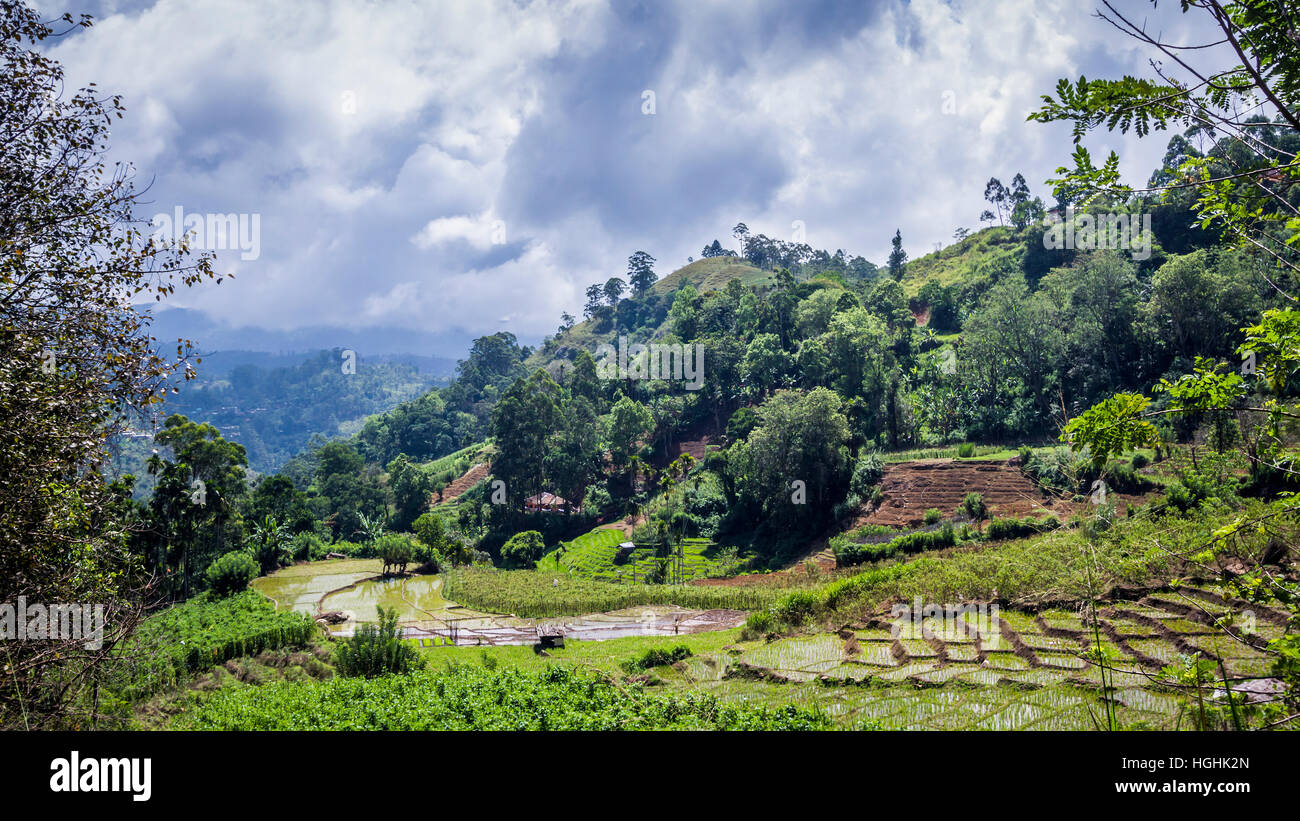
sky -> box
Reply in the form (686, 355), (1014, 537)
(38, 0), (1213, 357)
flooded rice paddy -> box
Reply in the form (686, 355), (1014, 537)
(253, 560), (746, 645)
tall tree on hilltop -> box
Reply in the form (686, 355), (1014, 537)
(887, 229), (908, 281)
(627, 250), (657, 294)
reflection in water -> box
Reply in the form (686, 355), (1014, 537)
(254, 562), (747, 647)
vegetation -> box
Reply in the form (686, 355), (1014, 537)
(183, 664), (831, 730)
(334, 607), (423, 679)
(442, 566), (799, 618)
(112, 591), (315, 700)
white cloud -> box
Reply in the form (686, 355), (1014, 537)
(39, 0), (1201, 352)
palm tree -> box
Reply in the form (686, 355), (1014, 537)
(246, 515), (291, 574)
(354, 511), (386, 544)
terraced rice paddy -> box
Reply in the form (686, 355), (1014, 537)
(539, 527), (744, 583)
(644, 585), (1287, 729)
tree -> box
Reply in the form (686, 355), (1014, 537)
(583, 284), (604, 319)
(148, 415), (249, 600)
(742, 333), (792, 396)
(500, 530), (546, 569)
(245, 515), (291, 575)
(1027, 1), (1300, 287)
(603, 277), (627, 306)
(887, 230), (907, 280)
(725, 388), (850, 533)
(983, 178), (1009, 225)
(205, 552), (258, 598)
(412, 511), (447, 554)
(387, 454), (434, 531)
(627, 250), (657, 294)
(0, 4), (219, 728)
(605, 395), (654, 489)
(489, 369), (562, 509)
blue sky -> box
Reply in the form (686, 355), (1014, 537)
(41, 0), (1209, 356)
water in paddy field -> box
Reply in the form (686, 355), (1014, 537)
(255, 562), (746, 646)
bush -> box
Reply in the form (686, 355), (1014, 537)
(292, 531), (329, 562)
(833, 523), (958, 567)
(500, 530), (546, 569)
(956, 442), (976, 458)
(334, 606), (423, 679)
(923, 508), (942, 525)
(985, 516), (1059, 541)
(205, 551), (258, 598)
(620, 644), (692, 674)
(961, 492), (987, 521)
(1131, 452), (1149, 470)
(849, 451), (885, 496)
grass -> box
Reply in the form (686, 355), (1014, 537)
(441, 566), (803, 617)
(420, 440), (492, 477)
(881, 444), (1031, 462)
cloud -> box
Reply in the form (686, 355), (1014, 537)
(39, 0), (1198, 355)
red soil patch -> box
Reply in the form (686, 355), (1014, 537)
(863, 459), (1066, 528)
(432, 462), (489, 506)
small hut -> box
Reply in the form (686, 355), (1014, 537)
(535, 622), (566, 649)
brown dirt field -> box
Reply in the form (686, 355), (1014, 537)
(432, 462), (490, 506)
(863, 459), (1067, 528)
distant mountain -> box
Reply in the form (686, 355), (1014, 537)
(143, 305), (479, 364)
(109, 349), (450, 493)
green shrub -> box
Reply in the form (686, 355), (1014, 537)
(334, 606), (423, 678)
(961, 492), (987, 521)
(923, 508), (942, 525)
(985, 516), (1059, 541)
(1131, 452), (1149, 470)
(849, 452), (885, 496)
(833, 523), (958, 567)
(956, 442), (976, 458)
(500, 530), (547, 569)
(205, 551), (258, 597)
(292, 531), (329, 561)
(620, 644), (692, 674)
